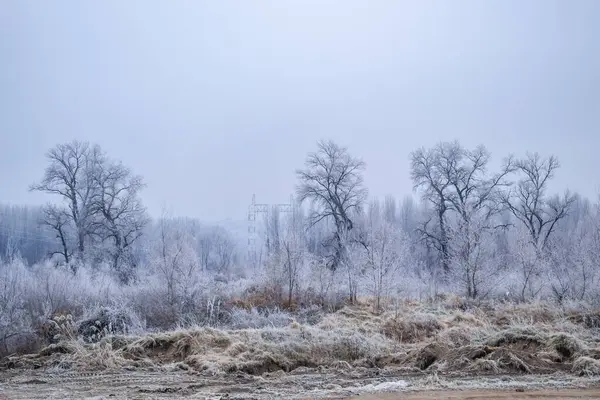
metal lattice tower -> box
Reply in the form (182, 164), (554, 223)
(247, 194), (293, 266)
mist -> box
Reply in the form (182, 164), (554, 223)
(2, 1), (599, 221)
(2, 2), (600, 396)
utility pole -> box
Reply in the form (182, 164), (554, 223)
(247, 194), (293, 267)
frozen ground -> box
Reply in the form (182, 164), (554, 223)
(1, 367), (599, 399)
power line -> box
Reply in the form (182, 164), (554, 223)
(247, 194), (294, 267)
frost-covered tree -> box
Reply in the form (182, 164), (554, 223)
(508, 224), (545, 301)
(0, 260), (30, 356)
(211, 227), (237, 275)
(41, 204), (74, 267)
(502, 153), (575, 254)
(0, 205), (56, 266)
(264, 206), (282, 256)
(499, 153), (576, 301)
(447, 211), (506, 299)
(296, 140), (368, 280)
(91, 160), (148, 282)
(543, 196), (600, 303)
(280, 205), (306, 306)
(383, 195), (397, 225)
(30, 141), (148, 276)
(197, 225), (237, 275)
(355, 208), (409, 311)
(150, 216), (204, 316)
(411, 141), (513, 285)
(30, 141), (103, 262)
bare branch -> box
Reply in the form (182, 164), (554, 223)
(296, 140), (367, 272)
(501, 153), (574, 252)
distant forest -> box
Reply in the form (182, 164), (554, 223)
(1, 139), (598, 306)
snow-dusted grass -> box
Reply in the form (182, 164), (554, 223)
(572, 356), (600, 376)
(3, 258), (600, 381)
(4, 293), (600, 379)
(0, 260), (244, 357)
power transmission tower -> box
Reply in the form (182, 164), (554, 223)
(247, 194), (293, 267)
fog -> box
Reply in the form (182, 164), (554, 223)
(2, 1), (599, 222)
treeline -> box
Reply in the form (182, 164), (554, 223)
(1, 139), (599, 307)
(0, 206), (240, 279)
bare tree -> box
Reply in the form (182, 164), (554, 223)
(197, 227), (213, 272)
(279, 206), (305, 307)
(410, 143), (454, 272)
(447, 211), (506, 299)
(499, 154), (576, 302)
(411, 141), (513, 282)
(151, 215), (202, 318)
(196, 225), (237, 275)
(542, 195), (599, 303)
(212, 227), (237, 275)
(0, 205), (56, 266)
(91, 160), (149, 282)
(356, 214), (408, 312)
(383, 195), (397, 225)
(502, 153), (575, 253)
(264, 206), (281, 255)
(444, 146), (513, 298)
(296, 140), (368, 274)
(30, 141), (103, 258)
(0, 263), (29, 357)
(31, 141), (148, 277)
(304, 207), (330, 258)
(41, 204), (73, 268)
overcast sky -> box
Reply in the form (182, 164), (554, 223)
(1, 1), (599, 223)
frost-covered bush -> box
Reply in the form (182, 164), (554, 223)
(77, 304), (145, 343)
(126, 271), (234, 330)
(229, 307), (294, 329)
(0, 259), (131, 356)
(0, 260), (32, 357)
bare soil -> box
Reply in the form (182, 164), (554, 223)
(1, 368), (599, 399)
(348, 388), (600, 399)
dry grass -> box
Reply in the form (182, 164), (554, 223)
(4, 298), (600, 378)
(121, 323), (395, 375)
(381, 313), (444, 343)
(572, 356), (600, 376)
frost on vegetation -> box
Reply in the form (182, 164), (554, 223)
(484, 326), (546, 348)
(229, 308), (295, 329)
(381, 312), (444, 343)
(469, 358), (500, 373)
(77, 305), (145, 343)
(345, 379), (409, 394)
(228, 306), (323, 330)
(493, 302), (561, 326)
(22, 323), (395, 374)
(572, 356), (600, 376)
(546, 333), (585, 359)
(0, 298), (595, 379)
(4, 253), (600, 381)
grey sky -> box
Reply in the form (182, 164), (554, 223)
(1, 1), (599, 223)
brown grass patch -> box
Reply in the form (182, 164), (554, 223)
(5, 298), (600, 379)
(567, 310), (600, 329)
(382, 313), (445, 343)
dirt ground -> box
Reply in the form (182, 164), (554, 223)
(1, 368), (599, 400)
(347, 388), (600, 399)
